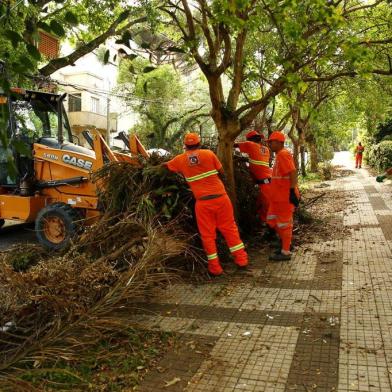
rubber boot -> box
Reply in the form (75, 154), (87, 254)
(208, 259), (224, 276)
(233, 249), (248, 269)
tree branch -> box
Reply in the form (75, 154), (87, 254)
(227, 29), (247, 110)
(238, 78), (287, 129)
(343, 0), (384, 15)
(304, 66), (392, 82)
(39, 15), (147, 76)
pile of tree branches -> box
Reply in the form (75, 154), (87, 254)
(0, 154), (259, 389)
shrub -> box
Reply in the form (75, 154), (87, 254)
(318, 161), (333, 180)
(367, 140), (392, 171)
(319, 144), (334, 162)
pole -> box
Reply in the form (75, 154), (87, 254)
(106, 95), (110, 145)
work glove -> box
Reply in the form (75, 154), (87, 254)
(289, 188), (300, 207)
(376, 175), (386, 183)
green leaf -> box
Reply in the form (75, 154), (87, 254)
(140, 42), (150, 49)
(4, 30), (23, 48)
(13, 139), (31, 157)
(50, 20), (66, 37)
(7, 157), (17, 180)
(16, 56), (35, 71)
(118, 48), (128, 56)
(116, 31), (133, 47)
(143, 66), (156, 73)
(37, 21), (52, 33)
(26, 44), (41, 61)
(167, 46), (186, 53)
(103, 49), (110, 64)
(64, 11), (78, 26)
(117, 10), (131, 23)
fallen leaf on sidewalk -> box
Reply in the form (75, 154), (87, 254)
(164, 377), (181, 387)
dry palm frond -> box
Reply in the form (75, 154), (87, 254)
(0, 222), (185, 390)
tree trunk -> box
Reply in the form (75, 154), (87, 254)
(215, 119), (240, 208)
(306, 134), (319, 172)
(309, 143), (318, 172)
(300, 145), (306, 177)
(292, 141), (300, 169)
(297, 125), (306, 177)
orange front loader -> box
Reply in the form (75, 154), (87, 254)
(0, 88), (149, 249)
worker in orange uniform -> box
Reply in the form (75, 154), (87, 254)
(234, 130), (274, 238)
(355, 142), (364, 168)
(164, 133), (248, 276)
(267, 131), (300, 261)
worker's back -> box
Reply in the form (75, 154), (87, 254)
(237, 141), (271, 179)
(166, 149), (226, 199)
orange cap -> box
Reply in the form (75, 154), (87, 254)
(184, 132), (200, 146)
(246, 130), (260, 140)
(268, 131), (285, 142)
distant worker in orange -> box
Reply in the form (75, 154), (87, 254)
(355, 142), (364, 169)
(164, 133), (248, 276)
(267, 131), (300, 261)
(234, 130), (274, 239)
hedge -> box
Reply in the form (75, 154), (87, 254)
(366, 140), (392, 171)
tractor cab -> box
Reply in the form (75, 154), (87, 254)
(0, 88), (93, 189)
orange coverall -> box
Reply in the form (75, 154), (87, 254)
(355, 145), (364, 168)
(166, 149), (248, 275)
(237, 141), (272, 222)
(267, 149), (299, 253)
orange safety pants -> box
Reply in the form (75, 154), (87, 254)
(266, 202), (294, 253)
(195, 195), (248, 275)
(355, 153), (363, 168)
(256, 182), (272, 223)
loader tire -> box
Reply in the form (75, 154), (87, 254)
(0, 219), (4, 229)
(35, 203), (81, 250)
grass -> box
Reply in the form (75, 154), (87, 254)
(20, 329), (174, 391)
(298, 172), (323, 192)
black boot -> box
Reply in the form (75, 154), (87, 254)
(262, 226), (277, 241)
(269, 252), (291, 261)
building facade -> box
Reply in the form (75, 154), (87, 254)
(52, 42), (137, 148)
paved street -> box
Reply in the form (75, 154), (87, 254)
(131, 152), (392, 392)
(0, 221), (36, 251)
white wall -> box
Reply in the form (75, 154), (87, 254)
(53, 41), (138, 145)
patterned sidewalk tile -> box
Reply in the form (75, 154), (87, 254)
(136, 158), (392, 392)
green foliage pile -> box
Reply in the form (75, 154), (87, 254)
(94, 160), (193, 223)
(367, 140), (392, 171)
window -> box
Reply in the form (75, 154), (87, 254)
(91, 97), (99, 114)
(68, 93), (81, 112)
(12, 98), (71, 143)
